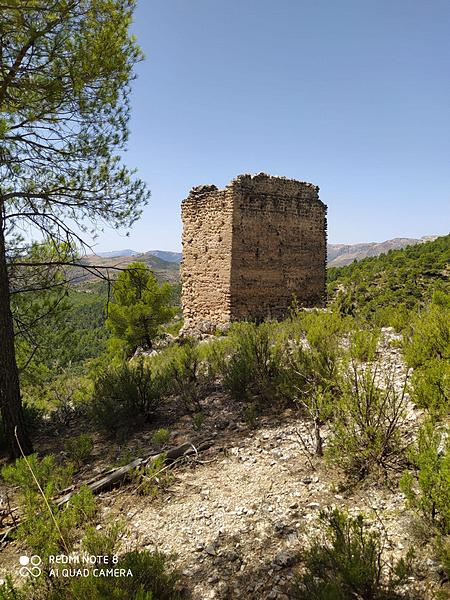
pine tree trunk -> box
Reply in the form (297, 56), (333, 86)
(0, 203), (33, 458)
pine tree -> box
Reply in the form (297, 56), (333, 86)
(0, 1), (149, 457)
(107, 263), (176, 356)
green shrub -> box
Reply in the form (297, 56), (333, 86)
(1, 455), (96, 555)
(402, 296), (450, 418)
(82, 521), (126, 557)
(45, 375), (92, 426)
(133, 453), (173, 497)
(293, 508), (410, 600)
(400, 421), (450, 534)
(326, 362), (409, 480)
(2, 453), (73, 500)
(349, 328), (380, 362)
(279, 337), (341, 403)
(410, 359), (450, 416)
(77, 526), (181, 599)
(223, 322), (281, 402)
(149, 340), (217, 412)
(300, 310), (349, 353)
(164, 341), (205, 411)
(296, 387), (334, 458)
(64, 434), (94, 467)
(21, 484), (96, 556)
(91, 359), (162, 437)
(278, 308), (345, 391)
(49, 485), (97, 551)
(192, 411), (204, 431)
(403, 302), (450, 369)
(371, 304), (411, 332)
(115, 448), (135, 466)
(152, 428), (170, 447)
(278, 334), (339, 455)
(0, 577), (27, 600)
(285, 305), (348, 340)
(196, 336), (231, 379)
(438, 537), (450, 582)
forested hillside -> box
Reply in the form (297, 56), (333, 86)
(327, 233), (450, 326)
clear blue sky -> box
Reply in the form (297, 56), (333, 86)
(95, 0), (450, 252)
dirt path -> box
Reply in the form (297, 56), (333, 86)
(104, 414), (432, 599)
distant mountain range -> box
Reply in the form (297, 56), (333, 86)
(91, 236), (439, 271)
(95, 249), (139, 258)
(95, 249), (182, 262)
(74, 250), (180, 285)
(327, 236), (438, 267)
(147, 250), (183, 263)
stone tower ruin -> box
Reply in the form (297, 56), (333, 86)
(181, 173), (327, 333)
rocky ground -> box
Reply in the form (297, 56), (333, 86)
(0, 329), (447, 598)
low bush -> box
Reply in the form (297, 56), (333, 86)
(222, 322), (282, 403)
(299, 309), (349, 353)
(192, 411), (205, 431)
(90, 359), (163, 437)
(294, 387), (334, 458)
(242, 402), (259, 429)
(403, 301), (450, 369)
(1, 454), (96, 556)
(2, 453), (73, 500)
(438, 537), (450, 582)
(400, 421), (450, 534)
(278, 307), (345, 391)
(326, 362), (409, 480)
(278, 337), (339, 455)
(293, 508), (410, 600)
(46, 375), (92, 426)
(163, 341), (206, 411)
(0, 577), (27, 600)
(133, 453), (173, 497)
(76, 525), (182, 600)
(371, 304), (411, 332)
(64, 433), (94, 467)
(410, 359), (450, 416)
(279, 337), (341, 401)
(349, 327), (380, 362)
(149, 339), (222, 412)
(152, 428), (171, 447)
(81, 520), (126, 557)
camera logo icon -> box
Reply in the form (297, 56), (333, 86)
(19, 555), (42, 578)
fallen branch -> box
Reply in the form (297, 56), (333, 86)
(57, 439), (214, 505)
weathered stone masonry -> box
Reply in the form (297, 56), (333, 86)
(181, 173), (327, 333)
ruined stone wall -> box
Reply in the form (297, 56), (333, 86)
(229, 174), (327, 321)
(181, 185), (234, 333)
(181, 174), (327, 333)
